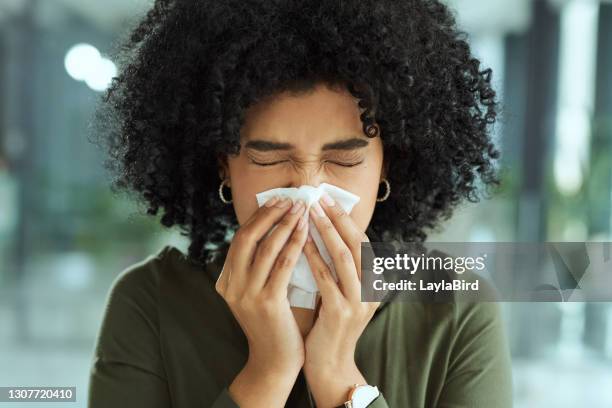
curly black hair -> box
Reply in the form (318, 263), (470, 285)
(91, 0), (501, 267)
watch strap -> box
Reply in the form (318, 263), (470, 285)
(337, 384), (380, 408)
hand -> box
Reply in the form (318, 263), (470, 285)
(302, 194), (381, 407)
(215, 196), (310, 407)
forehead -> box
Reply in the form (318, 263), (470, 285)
(240, 83), (365, 146)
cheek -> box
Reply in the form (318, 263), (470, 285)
(225, 168), (264, 225)
(229, 181), (263, 225)
(345, 180), (379, 232)
(349, 192), (377, 232)
(226, 158), (273, 225)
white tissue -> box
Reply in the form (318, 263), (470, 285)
(255, 183), (361, 309)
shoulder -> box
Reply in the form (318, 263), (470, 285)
(379, 247), (512, 406)
(104, 243), (230, 324)
(386, 247), (509, 355)
(107, 244), (201, 299)
(93, 246), (187, 375)
(106, 245), (176, 303)
(98, 244), (207, 345)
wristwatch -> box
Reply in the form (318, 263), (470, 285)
(336, 383), (380, 408)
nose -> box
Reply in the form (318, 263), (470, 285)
(287, 166), (325, 189)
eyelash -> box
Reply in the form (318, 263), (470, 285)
(249, 159), (363, 168)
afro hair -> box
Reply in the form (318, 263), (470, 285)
(91, 0), (501, 267)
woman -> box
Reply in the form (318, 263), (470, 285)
(88, 0), (512, 407)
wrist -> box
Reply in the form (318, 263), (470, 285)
(229, 360), (300, 407)
(248, 346), (304, 377)
(304, 359), (367, 408)
(303, 353), (356, 379)
(244, 356), (302, 387)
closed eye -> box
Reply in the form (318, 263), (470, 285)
(249, 159), (288, 166)
(249, 159), (363, 167)
(325, 160), (364, 167)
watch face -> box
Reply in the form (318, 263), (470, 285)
(351, 385), (379, 408)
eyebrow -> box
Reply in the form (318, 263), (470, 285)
(244, 137), (369, 152)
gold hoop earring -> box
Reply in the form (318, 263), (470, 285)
(376, 178), (390, 202)
(218, 179), (232, 204)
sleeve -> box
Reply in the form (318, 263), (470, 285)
(436, 298), (513, 408)
(87, 262), (172, 407)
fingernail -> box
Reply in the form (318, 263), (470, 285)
(275, 197), (291, 208)
(290, 199), (304, 214)
(264, 196), (279, 207)
(311, 201), (325, 217)
(320, 192), (335, 207)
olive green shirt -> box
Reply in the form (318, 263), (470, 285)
(88, 244), (512, 407)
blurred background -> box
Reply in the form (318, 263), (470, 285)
(0, 0), (611, 406)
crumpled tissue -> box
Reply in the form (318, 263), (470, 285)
(255, 182), (360, 309)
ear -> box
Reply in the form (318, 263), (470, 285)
(381, 158), (389, 181)
(217, 154), (230, 186)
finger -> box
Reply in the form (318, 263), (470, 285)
(215, 258), (231, 295)
(302, 232), (343, 304)
(308, 201), (360, 301)
(215, 239), (240, 295)
(314, 292), (322, 319)
(240, 195), (281, 229)
(318, 193), (369, 280)
(265, 210), (310, 297)
(250, 200), (308, 291)
(228, 196), (293, 294)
